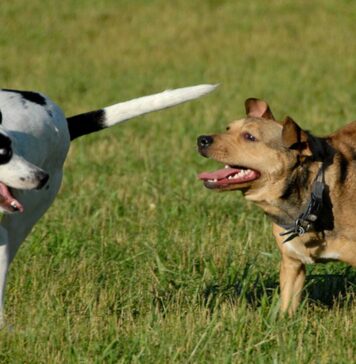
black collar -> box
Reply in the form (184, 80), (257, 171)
(279, 166), (325, 243)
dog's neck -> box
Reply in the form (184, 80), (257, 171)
(244, 135), (337, 234)
(245, 162), (324, 227)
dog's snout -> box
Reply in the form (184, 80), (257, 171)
(197, 135), (214, 149)
(36, 171), (49, 190)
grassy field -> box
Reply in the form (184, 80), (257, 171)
(0, 0), (356, 362)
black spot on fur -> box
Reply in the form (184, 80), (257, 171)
(67, 109), (106, 140)
(0, 110), (2, 124)
(0, 133), (11, 147)
(2, 89), (46, 106)
(280, 176), (296, 200)
(338, 153), (349, 184)
(308, 136), (334, 162)
(280, 166), (310, 200)
(314, 184), (334, 232)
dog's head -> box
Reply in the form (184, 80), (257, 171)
(0, 127), (49, 213)
(197, 98), (324, 199)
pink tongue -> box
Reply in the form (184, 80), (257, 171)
(0, 182), (24, 213)
(198, 167), (240, 180)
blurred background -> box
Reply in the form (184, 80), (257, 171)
(0, 1), (355, 362)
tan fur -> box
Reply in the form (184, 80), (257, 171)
(198, 99), (356, 315)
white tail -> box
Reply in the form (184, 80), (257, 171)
(67, 84), (217, 140)
(103, 84), (218, 127)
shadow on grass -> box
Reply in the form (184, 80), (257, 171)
(151, 264), (355, 314)
(306, 271), (355, 307)
(203, 267), (356, 310)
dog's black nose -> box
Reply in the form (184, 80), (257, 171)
(36, 171), (49, 190)
(197, 135), (214, 148)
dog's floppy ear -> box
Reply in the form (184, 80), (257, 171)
(245, 98), (275, 120)
(282, 116), (312, 156)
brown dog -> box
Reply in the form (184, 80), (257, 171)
(197, 98), (356, 314)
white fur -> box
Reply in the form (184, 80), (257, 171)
(284, 241), (341, 264)
(0, 151), (46, 190)
(318, 251), (340, 260)
(284, 241), (315, 264)
(102, 84), (218, 127)
(0, 85), (216, 326)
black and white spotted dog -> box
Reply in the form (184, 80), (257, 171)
(0, 84), (216, 325)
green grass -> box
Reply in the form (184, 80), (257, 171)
(0, 0), (356, 362)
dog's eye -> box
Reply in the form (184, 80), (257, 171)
(242, 132), (256, 142)
(226, 126), (230, 131)
(0, 148), (12, 163)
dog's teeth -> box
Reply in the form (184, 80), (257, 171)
(227, 170), (253, 180)
(227, 170), (254, 180)
(10, 201), (19, 210)
(225, 165), (229, 169)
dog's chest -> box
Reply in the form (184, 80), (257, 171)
(283, 240), (340, 264)
(284, 241), (315, 264)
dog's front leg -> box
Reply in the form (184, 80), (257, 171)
(0, 226), (9, 328)
(279, 256), (305, 315)
(272, 223), (306, 315)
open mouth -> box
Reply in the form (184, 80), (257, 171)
(0, 182), (23, 213)
(198, 165), (260, 189)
